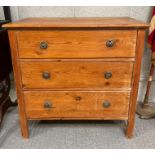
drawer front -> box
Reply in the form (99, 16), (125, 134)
(20, 61), (133, 90)
(17, 30), (137, 58)
(24, 91), (130, 119)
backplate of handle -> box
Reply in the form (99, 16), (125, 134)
(106, 39), (116, 48)
(104, 72), (112, 79)
(103, 101), (111, 108)
(40, 41), (48, 49)
(44, 101), (52, 109)
(42, 71), (51, 79)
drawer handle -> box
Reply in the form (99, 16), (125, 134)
(103, 101), (111, 108)
(44, 101), (52, 109)
(104, 72), (112, 79)
(75, 96), (82, 101)
(42, 71), (51, 79)
(40, 41), (48, 49)
(106, 39), (116, 48)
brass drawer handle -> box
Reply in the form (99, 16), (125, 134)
(44, 101), (52, 109)
(40, 41), (48, 49)
(104, 72), (112, 79)
(106, 39), (116, 48)
(103, 101), (111, 108)
(42, 71), (51, 79)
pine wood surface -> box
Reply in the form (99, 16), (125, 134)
(24, 91), (130, 119)
(3, 17), (149, 28)
(16, 30), (136, 58)
(5, 18), (149, 138)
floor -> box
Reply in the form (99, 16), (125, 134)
(1, 107), (155, 149)
(0, 87), (155, 149)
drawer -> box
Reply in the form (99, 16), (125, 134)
(17, 30), (137, 58)
(24, 91), (130, 119)
(20, 61), (133, 90)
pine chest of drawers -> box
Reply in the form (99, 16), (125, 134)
(3, 17), (149, 138)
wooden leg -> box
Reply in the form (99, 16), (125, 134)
(9, 31), (30, 138)
(125, 30), (146, 138)
(20, 117), (29, 138)
(10, 100), (29, 138)
(126, 119), (134, 138)
(16, 97), (29, 138)
(11, 99), (29, 138)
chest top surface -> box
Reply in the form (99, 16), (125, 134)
(3, 17), (149, 29)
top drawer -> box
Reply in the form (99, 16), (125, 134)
(16, 30), (137, 59)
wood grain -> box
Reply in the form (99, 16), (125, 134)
(2, 17), (149, 28)
(16, 30), (137, 58)
(24, 91), (130, 119)
(8, 31), (29, 138)
(126, 29), (146, 138)
(20, 61), (133, 90)
(5, 17), (149, 138)
(20, 58), (136, 62)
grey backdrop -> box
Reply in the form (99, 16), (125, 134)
(0, 6), (154, 102)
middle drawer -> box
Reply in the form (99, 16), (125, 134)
(20, 61), (133, 90)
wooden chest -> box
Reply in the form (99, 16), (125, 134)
(3, 17), (149, 138)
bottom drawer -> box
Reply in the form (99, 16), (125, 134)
(24, 91), (130, 120)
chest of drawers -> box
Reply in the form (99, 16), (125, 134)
(3, 17), (149, 138)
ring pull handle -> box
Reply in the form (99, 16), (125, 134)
(40, 41), (48, 49)
(106, 39), (116, 48)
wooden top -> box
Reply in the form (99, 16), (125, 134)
(3, 17), (149, 29)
